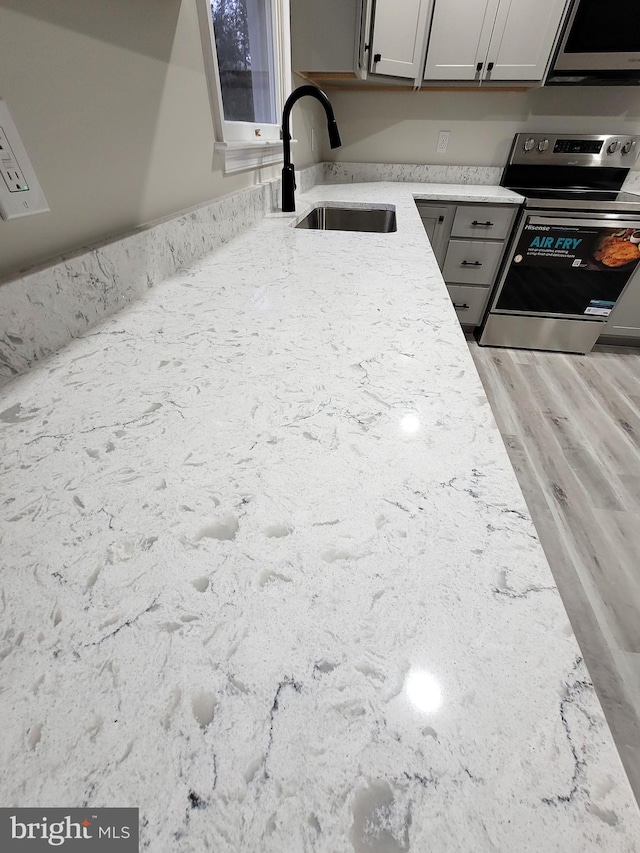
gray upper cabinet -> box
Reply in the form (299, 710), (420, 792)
(291, 0), (433, 85)
(423, 0), (497, 81)
(291, 0), (569, 88)
(485, 0), (570, 81)
(291, 0), (363, 75)
(423, 0), (569, 83)
(368, 0), (433, 80)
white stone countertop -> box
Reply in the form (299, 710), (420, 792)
(403, 182), (523, 205)
(1, 181), (639, 852)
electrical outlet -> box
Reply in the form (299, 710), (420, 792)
(0, 129), (29, 193)
(437, 131), (450, 154)
(0, 99), (49, 220)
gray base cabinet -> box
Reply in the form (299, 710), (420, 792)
(416, 204), (455, 268)
(603, 266), (640, 341)
(417, 200), (519, 328)
(441, 240), (505, 286)
(446, 285), (494, 326)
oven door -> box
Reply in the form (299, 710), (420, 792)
(554, 0), (640, 72)
(491, 214), (640, 320)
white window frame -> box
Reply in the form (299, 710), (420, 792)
(196, 0), (292, 174)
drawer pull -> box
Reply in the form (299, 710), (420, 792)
(471, 220), (494, 227)
(453, 302), (470, 310)
(461, 260), (482, 266)
(476, 62), (483, 72)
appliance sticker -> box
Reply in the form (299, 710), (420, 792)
(584, 299), (615, 317)
(512, 224), (640, 271)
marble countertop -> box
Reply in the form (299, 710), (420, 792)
(1, 181), (639, 851)
(406, 183), (522, 205)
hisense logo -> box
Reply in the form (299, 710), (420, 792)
(10, 815), (95, 846)
(0, 808), (138, 851)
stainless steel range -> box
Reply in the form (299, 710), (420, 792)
(479, 133), (640, 354)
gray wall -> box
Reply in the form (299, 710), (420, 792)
(0, 0), (321, 279)
(324, 87), (640, 167)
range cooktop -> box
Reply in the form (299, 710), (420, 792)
(502, 134), (640, 213)
(506, 186), (640, 212)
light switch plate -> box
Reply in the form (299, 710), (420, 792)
(0, 99), (49, 220)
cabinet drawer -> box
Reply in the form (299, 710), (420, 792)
(451, 205), (516, 240)
(442, 239), (504, 285)
(446, 285), (491, 326)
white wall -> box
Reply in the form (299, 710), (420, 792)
(323, 86), (640, 167)
(0, 0), (321, 279)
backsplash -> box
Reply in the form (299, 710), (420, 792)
(0, 186), (266, 384)
(323, 163), (503, 185)
(0, 163), (325, 387)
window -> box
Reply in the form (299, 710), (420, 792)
(197, 0), (292, 173)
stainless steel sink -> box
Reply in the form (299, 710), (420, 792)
(295, 205), (397, 233)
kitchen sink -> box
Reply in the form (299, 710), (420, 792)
(295, 205), (397, 233)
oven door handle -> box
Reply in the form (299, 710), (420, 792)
(528, 215), (640, 230)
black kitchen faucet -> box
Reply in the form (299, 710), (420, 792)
(281, 85), (341, 213)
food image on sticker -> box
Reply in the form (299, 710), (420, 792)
(593, 229), (640, 268)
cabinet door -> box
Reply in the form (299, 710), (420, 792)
(356, 0), (375, 78)
(423, 0), (499, 81)
(370, 0), (433, 80)
(417, 203), (454, 269)
(485, 0), (568, 81)
(291, 0), (362, 73)
(604, 268), (640, 339)
(447, 284), (492, 326)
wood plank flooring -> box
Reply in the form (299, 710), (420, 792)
(469, 341), (640, 804)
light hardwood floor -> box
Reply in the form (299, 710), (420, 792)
(469, 340), (640, 804)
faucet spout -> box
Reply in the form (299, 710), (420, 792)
(281, 85), (341, 213)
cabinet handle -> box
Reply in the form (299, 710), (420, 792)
(374, 53), (381, 63)
(487, 61), (495, 72)
(471, 220), (494, 227)
(438, 215), (444, 222)
(461, 260), (482, 266)
(476, 62), (483, 72)
(453, 303), (470, 310)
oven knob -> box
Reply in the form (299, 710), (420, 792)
(607, 140), (620, 154)
(538, 138), (550, 152)
(622, 140), (636, 155)
(523, 138), (536, 152)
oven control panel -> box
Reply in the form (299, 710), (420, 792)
(510, 133), (639, 166)
(553, 139), (602, 154)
